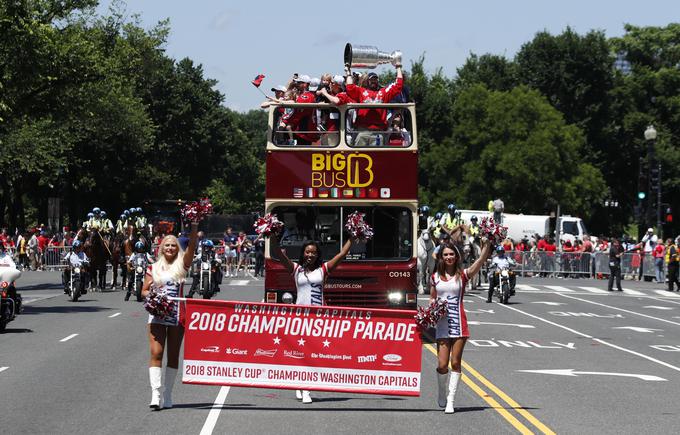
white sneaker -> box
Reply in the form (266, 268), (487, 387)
(302, 391), (312, 404)
(295, 390), (302, 400)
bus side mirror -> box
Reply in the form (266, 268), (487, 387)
(418, 215), (428, 230)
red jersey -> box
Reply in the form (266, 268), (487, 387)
(537, 239), (547, 251)
(282, 91), (319, 143)
(37, 235), (49, 251)
(346, 78), (403, 130)
(653, 244), (665, 259)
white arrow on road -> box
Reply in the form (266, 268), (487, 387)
(531, 301), (566, 306)
(613, 326), (663, 333)
(643, 306), (674, 310)
(468, 321), (535, 328)
(517, 369), (666, 381)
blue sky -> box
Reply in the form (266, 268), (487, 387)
(98, 0), (680, 112)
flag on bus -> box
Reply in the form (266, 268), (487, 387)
(251, 74), (265, 87)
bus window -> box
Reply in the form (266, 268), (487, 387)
(346, 108), (413, 148)
(273, 106), (340, 147)
(270, 206), (412, 262)
(272, 206), (341, 260)
(344, 207), (412, 260)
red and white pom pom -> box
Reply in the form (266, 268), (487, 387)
(143, 290), (175, 318)
(181, 198), (213, 223)
(254, 213), (284, 238)
(479, 217), (508, 245)
(414, 299), (448, 329)
(345, 211), (374, 241)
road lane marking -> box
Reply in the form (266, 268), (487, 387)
(108, 312), (122, 318)
(468, 321), (535, 329)
(643, 305), (674, 310)
(475, 294), (680, 374)
(531, 301), (566, 306)
(423, 344), (536, 434)
(0, 367), (8, 373)
(517, 369), (666, 382)
(543, 285), (575, 292)
(229, 280), (249, 286)
(22, 293), (62, 304)
(199, 386), (230, 435)
(555, 294), (680, 327)
(515, 284), (540, 291)
(578, 286), (608, 294)
(613, 326), (663, 333)
(59, 334), (78, 342)
(622, 288), (645, 296)
(655, 290), (680, 298)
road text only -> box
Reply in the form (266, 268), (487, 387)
(181, 300), (421, 396)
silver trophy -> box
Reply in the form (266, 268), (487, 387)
(344, 43), (402, 69)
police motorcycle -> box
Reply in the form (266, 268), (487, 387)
(188, 240), (222, 300)
(489, 246), (516, 304)
(63, 240), (89, 302)
(126, 241), (152, 302)
(0, 251), (23, 332)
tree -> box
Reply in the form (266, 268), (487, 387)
(420, 84), (607, 219)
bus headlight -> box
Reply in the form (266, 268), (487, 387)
(282, 292), (294, 304)
(388, 291), (404, 304)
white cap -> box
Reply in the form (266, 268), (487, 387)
(294, 74), (311, 83)
(647, 227), (654, 233)
(271, 85), (287, 93)
(332, 75), (344, 85)
(309, 77), (320, 91)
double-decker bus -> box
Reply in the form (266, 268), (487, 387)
(263, 101), (418, 309)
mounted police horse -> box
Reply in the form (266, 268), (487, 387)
(462, 232), (482, 289)
(84, 228), (111, 292)
(417, 229), (436, 294)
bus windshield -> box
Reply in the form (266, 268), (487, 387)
(272, 205), (412, 262)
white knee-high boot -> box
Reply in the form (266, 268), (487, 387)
(445, 371), (460, 414)
(149, 367), (163, 410)
(437, 371), (449, 408)
(163, 367), (178, 409)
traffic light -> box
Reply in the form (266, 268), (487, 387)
(666, 207), (673, 223)
(637, 191), (646, 200)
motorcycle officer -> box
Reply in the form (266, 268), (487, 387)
(0, 243), (22, 314)
(62, 240), (90, 294)
(487, 245), (516, 303)
(125, 241), (154, 301)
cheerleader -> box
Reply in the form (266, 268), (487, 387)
(430, 240), (491, 414)
(141, 221), (198, 410)
(271, 235), (355, 403)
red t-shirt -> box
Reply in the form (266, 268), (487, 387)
(37, 235), (49, 251)
(537, 239), (546, 251)
(545, 243), (556, 256)
(282, 91), (319, 143)
(653, 244), (665, 259)
(346, 78), (403, 130)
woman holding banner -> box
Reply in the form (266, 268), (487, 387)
(430, 240), (491, 414)
(141, 221), (198, 410)
(271, 235), (356, 404)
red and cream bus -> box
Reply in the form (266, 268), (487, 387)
(263, 102), (419, 309)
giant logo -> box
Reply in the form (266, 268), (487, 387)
(311, 153), (374, 188)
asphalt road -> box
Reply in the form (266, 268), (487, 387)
(2, 271), (680, 434)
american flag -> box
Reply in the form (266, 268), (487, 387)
(293, 188), (304, 198)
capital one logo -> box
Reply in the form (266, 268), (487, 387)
(310, 153), (374, 188)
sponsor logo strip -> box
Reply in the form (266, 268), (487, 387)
(183, 360), (420, 395)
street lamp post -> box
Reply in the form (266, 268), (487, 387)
(644, 125), (657, 232)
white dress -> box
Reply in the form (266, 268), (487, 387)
(147, 265), (185, 326)
(431, 270), (470, 339)
(292, 262), (328, 306)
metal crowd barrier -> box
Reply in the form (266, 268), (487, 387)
(505, 251), (661, 280)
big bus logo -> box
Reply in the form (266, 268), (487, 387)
(310, 153), (374, 188)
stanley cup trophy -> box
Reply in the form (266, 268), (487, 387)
(344, 43), (402, 69)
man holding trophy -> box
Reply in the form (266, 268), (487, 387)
(344, 43), (404, 146)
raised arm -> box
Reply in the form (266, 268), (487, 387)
(326, 238), (354, 273)
(183, 222), (199, 269)
(318, 88), (340, 105)
(467, 239), (492, 278)
(270, 234), (295, 274)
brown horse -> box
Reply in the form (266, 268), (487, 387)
(111, 231), (130, 290)
(85, 228), (111, 291)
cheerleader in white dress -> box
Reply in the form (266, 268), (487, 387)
(141, 222), (199, 410)
(271, 236), (356, 404)
(430, 241), (491, 414)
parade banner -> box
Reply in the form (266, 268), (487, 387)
(182, 299), (422, 396)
